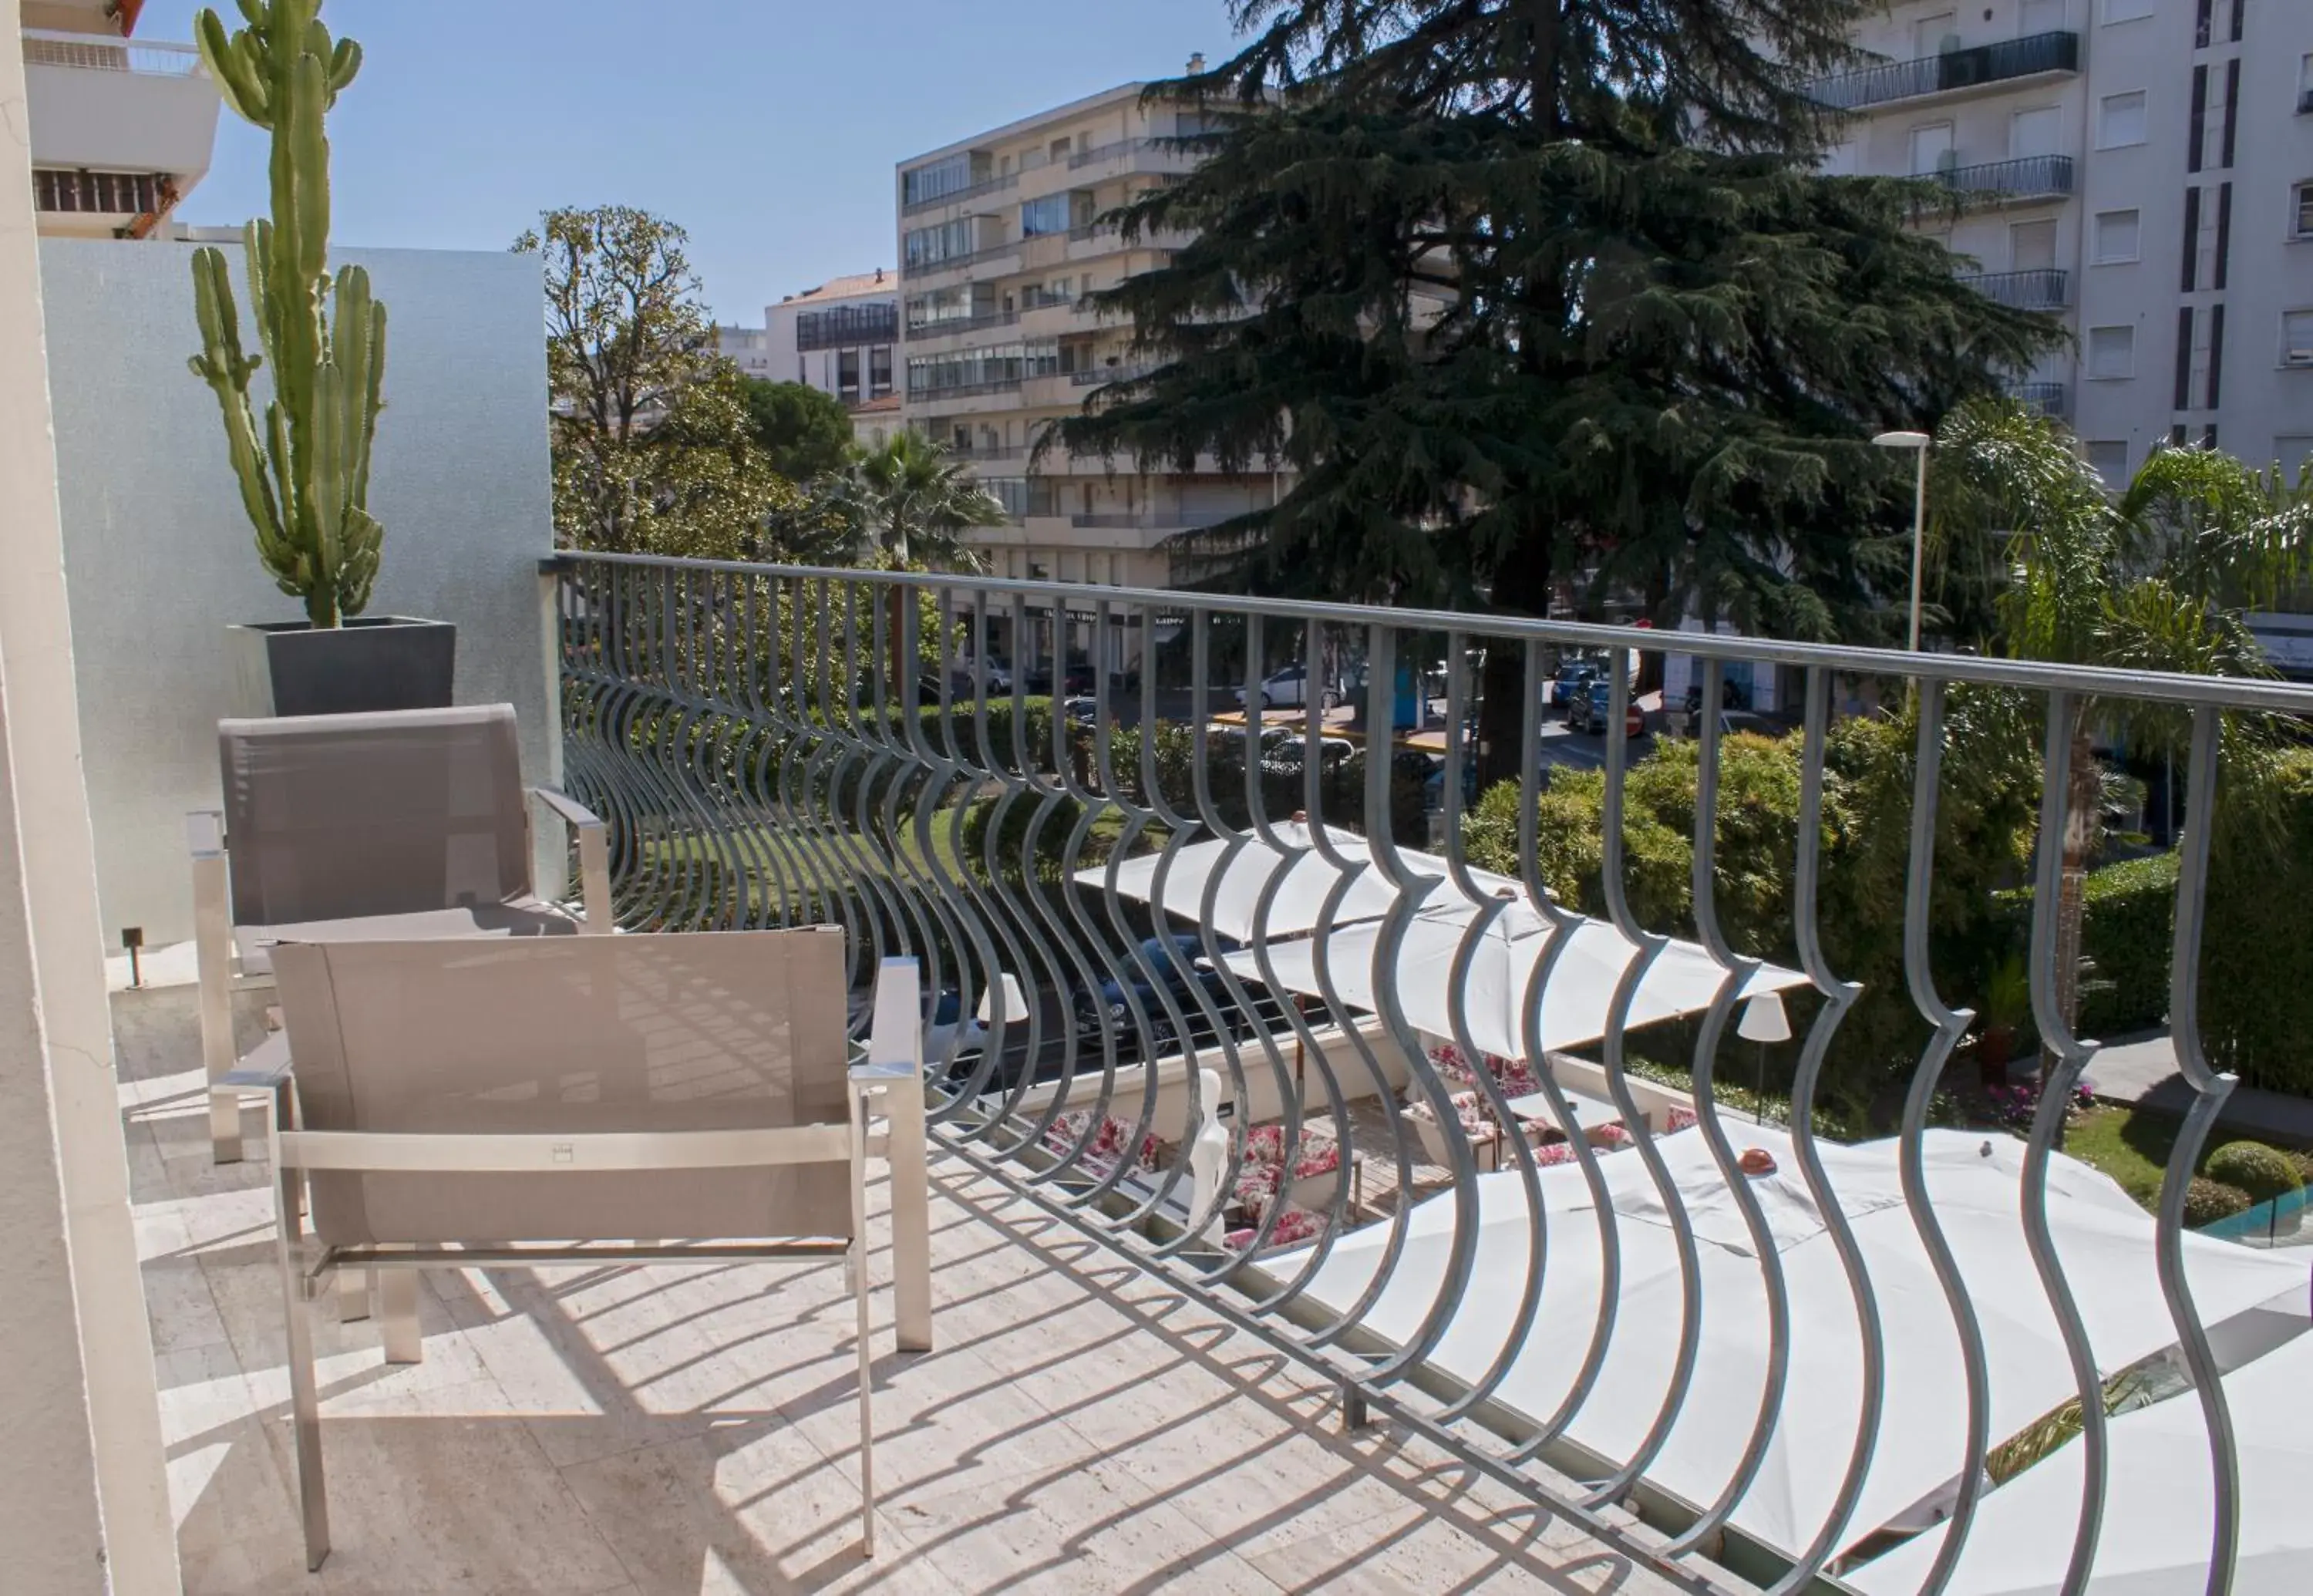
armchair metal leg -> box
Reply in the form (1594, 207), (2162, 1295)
(335, 1267), (372, 1324)
(888, 1083), (932, 1355)
(378, 1251), (421, 1365)
(266, 1083), (330, 1571)
(194, 850), (244, 1163)
(850, 1096), (875, 1559)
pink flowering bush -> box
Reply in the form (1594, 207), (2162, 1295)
(1985, 1079), (2097, 1136)
(1224, 1203), (1328, 1254)
(1043, 1110), (1160, 1177)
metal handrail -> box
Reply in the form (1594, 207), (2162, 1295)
(901, 170), (1018, 215)
(551, 553), (2306, 1596)
(20, 28), (205, 76)
(907, 309), (1021, 338)
(901, 241), (1024, 280)
(1959, 268), (2069, 309)
(1807, 30), (2080, 111)
(1934, 153), (2074, 197)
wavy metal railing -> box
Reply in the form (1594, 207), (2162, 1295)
(550, 553), (2313, 1596)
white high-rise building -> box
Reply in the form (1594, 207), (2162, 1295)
(718, 268), (901, 409)
(895, 74), (1286, 661)
(1820, 0), (2313, 482)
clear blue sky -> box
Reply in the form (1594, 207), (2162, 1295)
(136, 0), (1236, 323)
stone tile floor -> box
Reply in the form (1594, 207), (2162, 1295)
(120, 999), (1682, 1596)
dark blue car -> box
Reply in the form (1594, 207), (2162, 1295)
(1073, 931), (1246, 1051)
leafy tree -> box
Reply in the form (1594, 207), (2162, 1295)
(1059, 0), (2059, 776)
(520, 205), (817, 557)
(820, 430), (1005, 569)
(738, 376), (854, 485)
(1928, 398), (2310, 1059)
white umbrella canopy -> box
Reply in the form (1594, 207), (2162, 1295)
(1080, 821), (1527, 944)
(1275, 1127), (2306, 1564)
(1849, 1333), (2313, 1596)
(1220, 894), (1810, 1057)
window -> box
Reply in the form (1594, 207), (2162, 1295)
(2099, 91), (2148, 149)
(2010, 106), (2062, 159)
(2094, 209), (2142, 263)
(904, 217), (975, 268)
(869, 345), (893, 398)
(2301, 54), (2313, 114)
(1910, 122), (1954, 176)
(2276, 435), (2313, 480)
(2294, 182), (2313, 240)
(2087, 324), (2136, 379)
(1020, 194), (1071, 236)
(2284, 310), (2313, 366)
(836, 349), (860, 402)
(2011, 220), (2057, 271)
(1914, 11), (1957, 56)
(2085, 441), (2130, 484)
(2102, 0), (2153, 22)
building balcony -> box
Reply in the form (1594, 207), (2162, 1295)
(2009, 380), (2069, 417)
(899, 168), (1018, 216)
(1959, 267), (2069, 310)
(900, 240), (1023, 281)
(904, 308), (1021, 343)
(22, 27), (220, 220)
(1807, 30), (2079, 112)
(795, 301), (899, 352)
(1931, 153), (2074, 204)
(59, 539), (2313, 1592)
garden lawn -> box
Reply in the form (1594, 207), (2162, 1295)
(2065, 1103), (2313, 1212)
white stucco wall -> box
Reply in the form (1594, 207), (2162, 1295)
(38, 237), (554, 947)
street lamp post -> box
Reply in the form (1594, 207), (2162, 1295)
(1872, 429), (1932, 652)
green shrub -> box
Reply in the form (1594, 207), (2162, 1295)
(2183, 1177), (2253, 1227)
(2201, 747), (2313, 1093)
(2075, 852), (2177, 1037)
(2204, 1142), (2304, 1204)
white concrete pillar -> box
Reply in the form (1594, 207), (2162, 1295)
(0, 8), (180, 1591)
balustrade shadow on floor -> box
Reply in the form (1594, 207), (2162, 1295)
(119, 994), (1685, 1595)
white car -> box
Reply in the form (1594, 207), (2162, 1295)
(1265, 734), (1355, 770)
(1236, 662), (1333, 709)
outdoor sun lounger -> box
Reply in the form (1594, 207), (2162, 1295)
(190, 704), (612, 1163)
(233, 929), (932, 1572)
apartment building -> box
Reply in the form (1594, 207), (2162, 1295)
(22, 0), (221, 241)
(1819, 0), (2313, 482)
(717, 269), (900, 409)
(895, 76), (1285, 670)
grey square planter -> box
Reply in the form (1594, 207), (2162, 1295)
(227, 617), (457, 719)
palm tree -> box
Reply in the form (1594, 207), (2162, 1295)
(1928, 399), (2311, 1056)
(822, 430), (1005, 571)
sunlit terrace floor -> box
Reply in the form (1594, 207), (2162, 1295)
(116, 989), (1683, 1596)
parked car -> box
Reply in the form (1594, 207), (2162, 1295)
(1264, 734), (1355, 773)
(1237, 662), (1334, 710)
(1682, 678), (1746, 716)
(1568, 679), (1645, 739)
(961, 657), (1010, 692)
(1553, 658), (1601, 711)
(1072, 932), (1242, 1052)
(1062, 695), (1100, 726)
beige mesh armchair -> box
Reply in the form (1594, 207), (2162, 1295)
(229, 930), (934, 1572)
(190, 704), (612, 1163)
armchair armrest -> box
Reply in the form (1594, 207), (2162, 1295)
(219, 1030), (294, 1093)
(530, 786), (611, 934)
(859, 957), (932, 1352)
(189, 808), (244, 1160)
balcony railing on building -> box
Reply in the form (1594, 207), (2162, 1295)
(548, 553), (2311, 1596)
(2010, 381), (2069, 418)
(1933, 153), (2074, 202)
(20, 28), (206, 76)
(907, 308), (1020, 338)
(1807, 30), (2079, 111)
(1959, 267), (2069, 311)
(796, 301), (899, 352)
(901, 239), (1023, 280)
(33, 167), (171, 217)
(901, 170), (1018, 216)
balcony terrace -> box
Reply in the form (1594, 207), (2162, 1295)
(517, 556), (2313, 1596)
(1806, 32), (2079, 113)
(1932, 154), (2074, 204)
(1958, 268), (2069, 311)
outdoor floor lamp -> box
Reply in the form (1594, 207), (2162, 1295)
(1872, 429), (1932, 652)
(1737, 991), (1793, 1124)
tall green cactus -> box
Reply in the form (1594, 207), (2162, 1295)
(187, 0), (384, 628)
